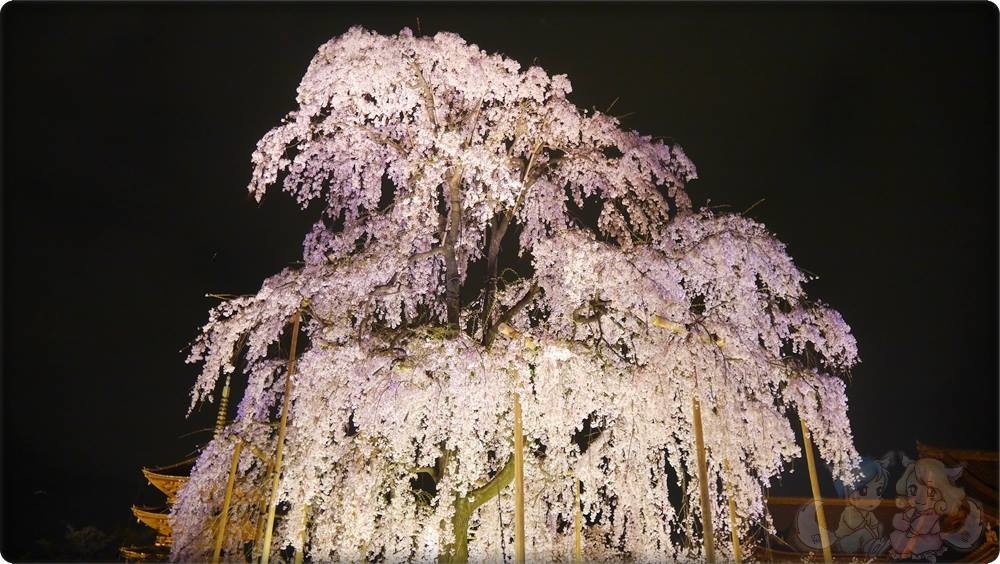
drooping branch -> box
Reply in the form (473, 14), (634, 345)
(497, 140), (544, 238)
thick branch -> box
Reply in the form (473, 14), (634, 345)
(442, 168), (465, 328)
(441, 456), (516, 564)
(496, 140), (544, 239)
(483, 283), (540, 348)
(478, 141), (543, 343)
(411, 60), (438, 128)
(478, 217), (502, 345)
(468, 455), (515, 511)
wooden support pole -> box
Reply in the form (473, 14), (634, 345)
(800, 418), (833, 564)
(247, 456), (275, 561)
(251, 466), (272, 561)
(723, 459), (742, 564)
(213, 440), (243, 564)
(513, 392), (526, 564)
(573, 477), (583, 564)
(292, 504), (310, 564)
(692, 397), (716, 563)
(261, 307), (304, 564)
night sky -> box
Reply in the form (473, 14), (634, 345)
(3, 3), (997, 560)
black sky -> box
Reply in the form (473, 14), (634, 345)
(2, 2), (997, 560)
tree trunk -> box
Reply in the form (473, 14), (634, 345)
(439, 456), (515, 563)
(479, 220), (503, 346)
(446, 497), (473, 563)
(443, 169), (464, 329)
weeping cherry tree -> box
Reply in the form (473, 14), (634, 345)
(171, 27), (861, 563)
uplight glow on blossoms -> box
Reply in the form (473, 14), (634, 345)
(173, 27), (861, 562)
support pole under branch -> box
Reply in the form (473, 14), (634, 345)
(261, 306), (304, 564)
(573, 477), (583, 564)
(212, 440), (243, 564)
(800, 418), (833, 564)
(722, 459), (742, 564)
(692, 397), (716, 563)
(292, 504), (310, 564)
(513, 392), (526, 564)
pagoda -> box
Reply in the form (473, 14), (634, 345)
(120, 375), (233, 562)
(120, 457), (196, 561)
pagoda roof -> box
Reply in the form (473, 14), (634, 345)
(131, 506), (172, 539)
(142, 468), (188, 503)
(119, 544), (169, 562)
(146, 455), (197, 476)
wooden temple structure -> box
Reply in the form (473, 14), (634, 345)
(120, 457), (195, 561)
(121, 376), (233, 562)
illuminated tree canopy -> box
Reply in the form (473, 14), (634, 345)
(173, 27), (860, 562)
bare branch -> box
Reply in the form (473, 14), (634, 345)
(441, 168), (465, 328)
(484, 283), (540, 347)
(495, 139), (545, 241)
(742, 197), (766, 215)
(410, 59), (438, 128)
(463, 97), (485, 148)
(362, 127), (407, 156)
(206, 293), (249, 301)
